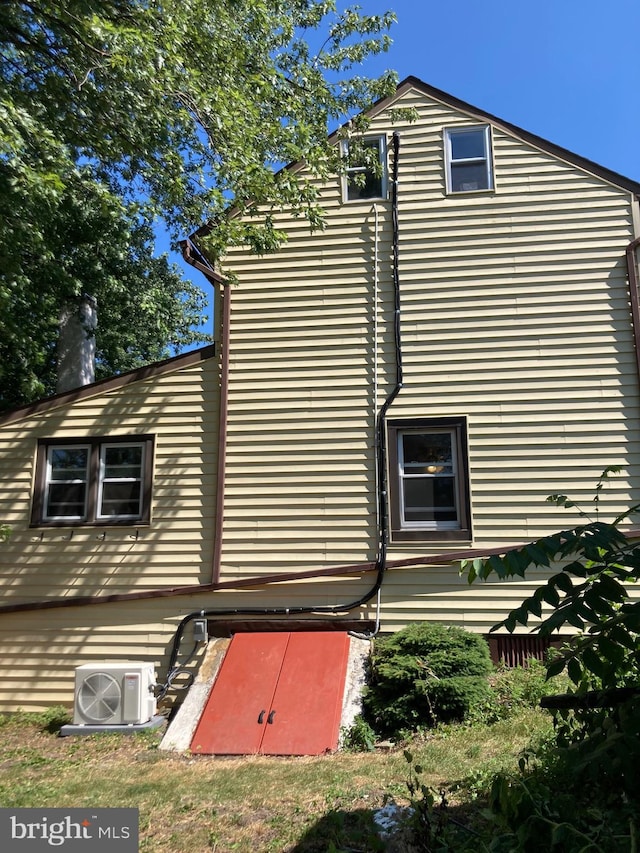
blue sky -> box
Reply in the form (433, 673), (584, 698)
(166, 0), (640, 330)
(370, 0), (639, 181)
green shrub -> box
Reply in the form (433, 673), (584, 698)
(469, 658), (567, 725)
(480, 742), (639, 852)
(491, 658), (553, 708)
(362, 623), (493, 736)
(342, 714), (376, 752)
(458, 472), (640, 848)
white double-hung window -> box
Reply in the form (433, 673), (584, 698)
(33, 435), (153, 526)
(97, 443), (145, 520)
(398, 430), (459, 530)
(444, 125), (493, 194)
(44, 445), (90, 521)
(387, 417), (472, 542)
(342, 136), (387, 202)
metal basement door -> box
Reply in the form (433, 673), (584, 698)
(190, 631), (351, 755)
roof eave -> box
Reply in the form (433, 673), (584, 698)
(0, 344), (217, 427)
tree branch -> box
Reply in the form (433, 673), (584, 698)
(541, 686), (640, 710)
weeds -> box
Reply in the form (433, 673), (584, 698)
(0, 703), (550, 852)
(0, 705), (71, 732)
(341, 715), (376, 752)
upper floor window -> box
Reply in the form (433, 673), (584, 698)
(444, 125), (493, 194)
(387, 417), (472, 542)
(342, 136), (387, 202)
(31, 435), (154, 526)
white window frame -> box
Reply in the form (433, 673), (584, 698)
(398, 428), (461, 531)
(44, 444), (90, 521)
(97, 442), (145, 521)
(342, 135), (388, 202)
(444, 125), (494, 194)
(387, 417), (472, 543)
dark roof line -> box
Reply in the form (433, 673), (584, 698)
(192, 75), (640, 244)
(5, 76), (635, 426)
(0, 344), (217, 427)
(391, 76), (640, 195)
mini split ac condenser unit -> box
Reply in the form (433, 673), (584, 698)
(73, 662), (156, 726)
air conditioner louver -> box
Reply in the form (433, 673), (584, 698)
(77, 671), (122, 723)
(73, 662), (156, 726)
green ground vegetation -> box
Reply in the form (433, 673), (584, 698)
(0, 694), (552, 853)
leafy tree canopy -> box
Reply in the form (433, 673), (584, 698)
(0, 0), (396, 408)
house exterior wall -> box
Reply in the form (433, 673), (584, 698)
(0, 355), (220, 604)
(216, 82), (640, 628)
(0, 354), (220, 710)
(1, 81), (640, 710)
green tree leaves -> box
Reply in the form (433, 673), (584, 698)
(0, 1), (396, 407)
(463, 471), (640, 825)
(2, 0), (396, 242)
(462, 469), (640, 696)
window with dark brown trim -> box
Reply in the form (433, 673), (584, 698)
(31, 435), (154, 526)
(387, 417), (472, 542)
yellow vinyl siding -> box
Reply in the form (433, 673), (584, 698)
(0, 601), (196, 712)
(0, 355), (220, 607)
(218, 84), (640, 627)
(0, 579), (371, 711)
(1, 83), (639, 710)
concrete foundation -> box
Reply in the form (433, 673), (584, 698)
(60, 715), (165, 737)
(159, 637), (231, 752)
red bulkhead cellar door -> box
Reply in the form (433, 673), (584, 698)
(260, 631), (350, 755)
(190, 631), (351, 756)
(190, 632), (288, 755)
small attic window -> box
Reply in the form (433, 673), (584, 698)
(342, 136), (387, 202)
(444, 125), (494, 194)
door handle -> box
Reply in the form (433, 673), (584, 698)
(257, 709), (266, 724)
(267, 710), (276, 724)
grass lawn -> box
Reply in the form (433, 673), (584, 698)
(0, 707), (552, 852)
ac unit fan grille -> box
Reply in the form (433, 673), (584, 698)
(77, 672), (122, 723)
